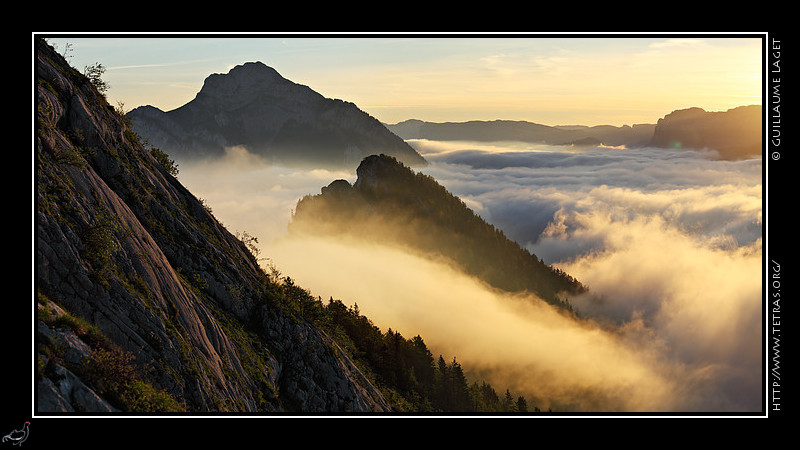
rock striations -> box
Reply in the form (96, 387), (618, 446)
(35, 39), (389, 413)
(126, 61), (426, 170)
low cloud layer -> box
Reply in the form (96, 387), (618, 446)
(414, 139), (762, 258)
(176, 140), (763, 413)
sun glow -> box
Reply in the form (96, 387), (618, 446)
(44, 34), (764, 126)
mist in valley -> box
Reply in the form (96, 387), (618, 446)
(176, 140), (763, 413)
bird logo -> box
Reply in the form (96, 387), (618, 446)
(2, 422), (29, 446)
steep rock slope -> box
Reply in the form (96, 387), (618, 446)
(290, 154), (585, 309)
(126, 61), (426, 170)
(648, 105), (762, 159)
(35, 39), (388, 413)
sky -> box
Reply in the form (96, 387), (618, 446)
(40, 32), (764, 126)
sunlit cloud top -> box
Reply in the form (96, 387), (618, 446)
(41, 33), (764, 126)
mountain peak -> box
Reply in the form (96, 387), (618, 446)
(204, 61), (286, 88)
(128, 62), (425, 169)
(231, 60), (281, 76)
(194, 61), (310, 107)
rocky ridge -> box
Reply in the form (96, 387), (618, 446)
(35, 38), (389, 413)
(290, 154), (585, 309)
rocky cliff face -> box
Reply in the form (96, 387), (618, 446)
(35, 39), (388, 413)
(126, 61), (426, 170)
(649, 105), (762, 159)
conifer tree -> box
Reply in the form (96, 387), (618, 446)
(516, 396), (528, 412)
(449, 357), (472, 412)
(503, 389), (516, 412)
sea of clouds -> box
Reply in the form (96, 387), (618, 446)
(177, 140), (764, 413)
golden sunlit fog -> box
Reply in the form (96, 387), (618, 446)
(176, 140), (762, 413)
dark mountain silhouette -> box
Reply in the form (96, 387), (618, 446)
(126, 61), (426, 170)
(290, 154), (586, 310)
(648, 105), (762, 159)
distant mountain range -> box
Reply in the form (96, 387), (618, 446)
(126, 61), (427, 169)
(386, 119), (656, 148)
(387, 105), (763, 160)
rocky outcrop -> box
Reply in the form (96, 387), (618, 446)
(649, 105), (762, 159)
(127, 61), (426, 170)
(35, 38), (389, 413)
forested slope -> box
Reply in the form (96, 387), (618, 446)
(291, 154), (586, 310)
